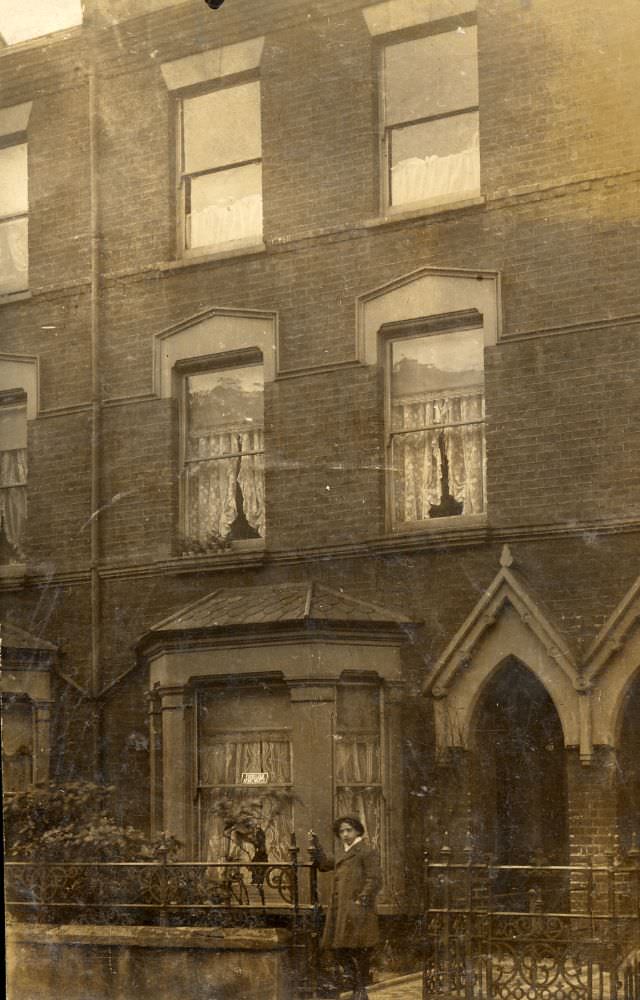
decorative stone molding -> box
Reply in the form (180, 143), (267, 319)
(356, 266), (501, 367)
(583, 573), (640, 745)
(153, 307), (278, 396)
(0, 354), (39, 418)
(362, 0), (476, 37)
(424, 546), (586, 757)
(160, 37), (265, 92)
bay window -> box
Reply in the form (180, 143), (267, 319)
(335, 685), (383, 857)
(1, 696), (34, 793)
(382, 22), (479, 210)
(179, 351), (265, 548)
(387, 322), (485, 527)
(197, 686), (293, 863)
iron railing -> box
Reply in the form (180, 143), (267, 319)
(5, 836), (324, 997)
(423, 846), (640, 1000)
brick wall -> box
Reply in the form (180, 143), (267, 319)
(1, 0), (639, 862)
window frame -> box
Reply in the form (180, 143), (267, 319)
(0, 692), (35, 794)
(0, 130), (29, 297)
(0, 386), (28, 565)
(377, 12), (480, 217)
(176, 346), (266, 552)
(382, 310), (487, 533)
(175, 69), (263, 259)
(334, 681), (387, 882)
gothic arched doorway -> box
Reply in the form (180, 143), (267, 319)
(618, 671), (640, 852)
(471, 658), (568, 868)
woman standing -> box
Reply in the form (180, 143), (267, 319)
(309, 816), (381, 1000)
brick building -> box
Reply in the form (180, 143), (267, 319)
(1, 0), (640, 929)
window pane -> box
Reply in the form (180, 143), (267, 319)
(337, 686), (380, 731)
(390, 112), (479, 205)
(391, 329), (484, 413)
(183, 81), (261, 174)
(0, 144), (28, 217)
(391, 330), (485, 521)
(0, 401), (27, 450)
(384, 27), (478, 126)
(185, 363), (265, 543)
(187, 365), (264, 450)
(187, 163), (262, 248)
(0, 216), (28, 295)
(1, 700), (33, 793)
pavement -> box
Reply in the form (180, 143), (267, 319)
(339, 972), (423, 999)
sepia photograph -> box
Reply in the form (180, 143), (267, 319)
(1, 1), (639, 998)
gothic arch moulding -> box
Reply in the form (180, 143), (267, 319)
(423, 547), (590, 760)
(583, 574), (640, 747)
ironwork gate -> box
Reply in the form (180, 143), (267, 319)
(423, 850), (640, 1000)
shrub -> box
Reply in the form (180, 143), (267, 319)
(4, 781), (180, 862)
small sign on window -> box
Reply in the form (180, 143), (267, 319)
(241, 772), (269, 785)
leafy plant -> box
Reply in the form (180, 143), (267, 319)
(207, 788), (300, 859)
(4, 781), (181, 862)
(176, 531), (232, 556)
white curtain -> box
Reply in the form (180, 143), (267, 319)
(0, 218), (28, 294)
(392, 399), (442, 523)
(201, 737), (292, 864)
(237, 429), (265, 538)
(186, 428), (264, 542)
(392, 393), (483, 521)
(0, 449), (27, 558)
(444, 394), (485, 514)
(189, 193), (262, 249)
(391, 133), (479, 206)
(335, 735), (382, 852)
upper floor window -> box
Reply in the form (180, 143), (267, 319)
(386, 321), (485, 527)
(179, 350), (265, 550)
(0, 140), (28, 295)
(180, 80), (263, 253)
(381, 22), (479, 211)
(0, 389), (27, 563)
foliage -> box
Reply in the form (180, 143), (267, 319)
(176, 531), (231, 556)
(207, 788), (300, 856)
(4, 781), (181, 862)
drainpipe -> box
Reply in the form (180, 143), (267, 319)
(88, 63), (103, 779)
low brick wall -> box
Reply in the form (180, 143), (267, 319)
(6, 923), (292, 1000)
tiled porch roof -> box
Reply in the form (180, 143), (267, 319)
(149, 582), (412, 634)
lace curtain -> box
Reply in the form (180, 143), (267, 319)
(186, 427), (265, 542)
(392, 392), (484, 522)
(0, 218), (28, 293)
(201, 737), (292, 863)
(335, 735), (382, 852)
(189, 194), (262, 249)
(391, 132), (480, 207)
(0, 448), (27, 559)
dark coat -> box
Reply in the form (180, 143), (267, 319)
(317, 839), (381, 950)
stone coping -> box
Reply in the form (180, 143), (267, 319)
(7, 923), (291, 951)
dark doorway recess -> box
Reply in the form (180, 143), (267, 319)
(472, 657), (568, 870)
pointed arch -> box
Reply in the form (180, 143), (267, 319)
(584, 574), (640, 746)
(424, 547), (587, 758)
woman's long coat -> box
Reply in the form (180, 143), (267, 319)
(317, 840), (381, 950)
